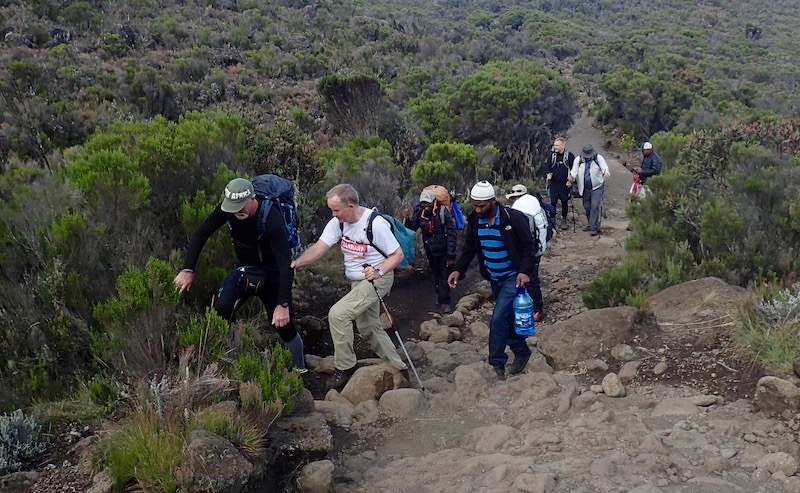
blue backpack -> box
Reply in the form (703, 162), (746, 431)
(451, 200), (465, 231)
(533, 192), (556, 242)
(251, 174), (302, 258)
(339, 210), (415, 268)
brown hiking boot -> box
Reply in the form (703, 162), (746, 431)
(326, 364), (359, 390)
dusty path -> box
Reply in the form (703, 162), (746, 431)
(327, 116), (785, 493)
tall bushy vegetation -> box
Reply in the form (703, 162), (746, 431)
(627, 118), (800, 287)
(318, 137), (405, 214)
(0, 113), (256, 408)
(410, 142), (491, 196)
(407, 59), (578, 179)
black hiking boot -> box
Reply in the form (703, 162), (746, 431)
(326, 364), (359, 390)
(509, 353), (531, 375)
(494, 366), (506, 381)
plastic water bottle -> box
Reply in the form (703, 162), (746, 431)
(513, 286), (535, 336)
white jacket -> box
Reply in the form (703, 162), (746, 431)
(570, 154), (610, 196)
(511, 194), (548, 256)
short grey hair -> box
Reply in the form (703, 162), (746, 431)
(326, 183), (359, 206)
(554, 137), (566, 145)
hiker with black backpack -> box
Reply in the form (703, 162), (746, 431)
(173, 176), (306, 372)
(404, 189), (458, 313)
(567, 144), (611, 236)
(505, 184), (548, 323)
(545, 137), (576, 231)
(290, 184), (409, 390)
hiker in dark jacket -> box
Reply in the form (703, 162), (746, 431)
(545, 137), (576, 230)
(634, 141), (662, 185)
(173, 177), (305, 371)
(447, 181), (536, 381)
(405, 189), (458, 312)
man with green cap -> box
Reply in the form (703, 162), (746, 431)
(173, 177), (306, 372)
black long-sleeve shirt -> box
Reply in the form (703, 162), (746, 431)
(546, 150), (576, 189)
(182, 200), (293, 305)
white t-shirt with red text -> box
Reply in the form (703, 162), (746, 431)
(319, 207), (400, 280)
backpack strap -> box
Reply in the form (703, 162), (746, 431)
(256, 197), (273, 264)
(339, 209), (391, 258)
(366, 209), (391, 259)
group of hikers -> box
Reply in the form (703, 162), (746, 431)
(172, 137), (661, 388)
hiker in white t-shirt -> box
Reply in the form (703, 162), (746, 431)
(505, 184), (546, 322)
(291, 184), (409, 390)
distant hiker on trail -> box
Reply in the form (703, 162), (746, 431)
(290, 184), (409, 390)
(448, 181), (536, 381)
(174, 177), (306, 372)
(633, 141), (662, 197)
(568, 144), (610, 236)
(545, 137), (576, 230)
(505, 184), (546, 323)
(404, 189), (458, 313)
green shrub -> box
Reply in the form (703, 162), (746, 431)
(101, 410), (182, 492)
(732, 303), (800, 372)
(179, 309), (232, 372)
(233, 347), (303, 407)
(582, 261), (643, 309)
(92, 258), (183, 378)
(619, 133), (637, 151)
(188, 407), (264, 460)
(0, 410), (46, 474)
(87, 376), (123, 414)
(102, 33), (128, 58)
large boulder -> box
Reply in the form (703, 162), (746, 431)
(296, 460), (335, 493)
(649, 277), (748, 325)
(753, 376), (800, 418)
(177, 430), (253, 493)
(537, 306), (641, 370)
(340, 365), (395, 405)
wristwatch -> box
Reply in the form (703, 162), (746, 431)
(280, 302), (289, 308)
(376, 268), (385, 277)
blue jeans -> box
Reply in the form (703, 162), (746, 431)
(489, 276), (533, 369)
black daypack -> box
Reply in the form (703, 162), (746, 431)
(533, 192), (556, 242)
(251, 174), (301, 258)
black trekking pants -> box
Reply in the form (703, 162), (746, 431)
(427, 253), (452, 306)
(550, 186), (570, 220)
(528, 255), (544, 313)
(214, 267), (298, 343)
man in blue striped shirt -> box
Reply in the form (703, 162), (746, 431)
(448, 181), (538, 380)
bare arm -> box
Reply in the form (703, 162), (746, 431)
(364, 247), (403, 281)
(290, 240), (331, 269)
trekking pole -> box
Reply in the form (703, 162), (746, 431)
(362, 264), (424, 390)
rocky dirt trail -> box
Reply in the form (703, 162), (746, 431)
(319, 116), (799, 493)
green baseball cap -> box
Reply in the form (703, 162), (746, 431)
(221, 178), (254, 213)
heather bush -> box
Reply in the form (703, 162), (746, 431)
(92, 258), (183, 378)
(627, 119), (800, 288)
(582, 260), (643, 309)
(319, 137), (405, 214)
